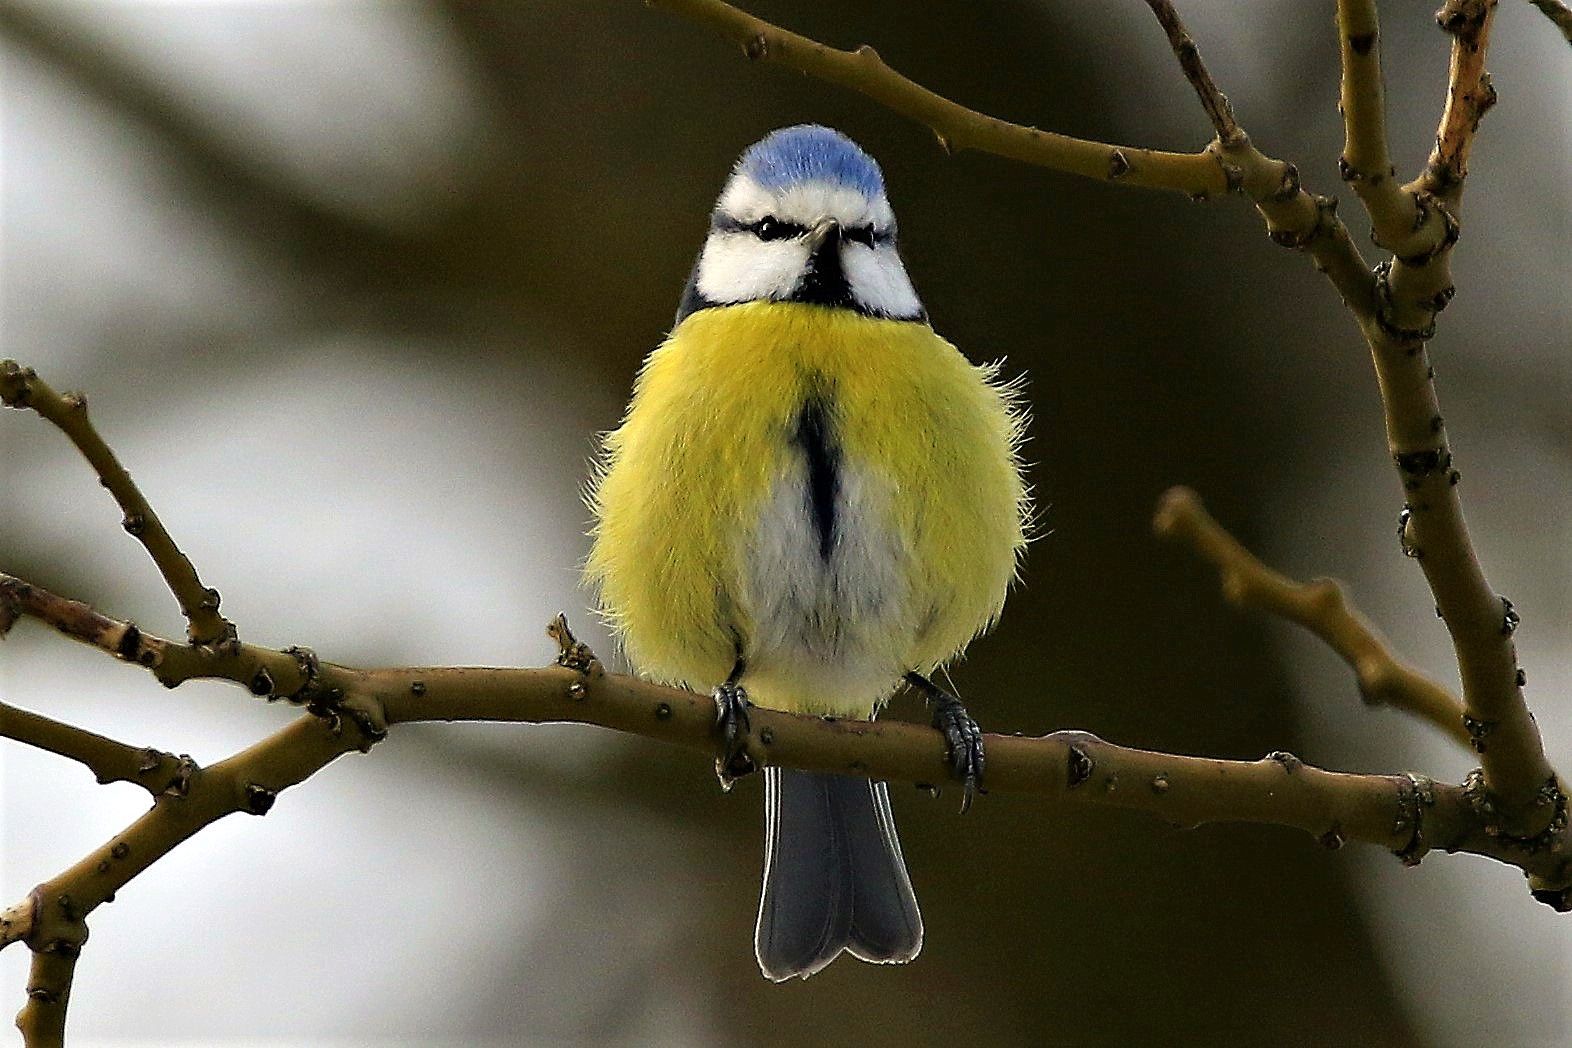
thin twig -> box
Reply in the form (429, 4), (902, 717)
(1334, 0), (1419, 247)
(1154, 488), (1469, 748)
(643, 0), (1226, 196)
(1142, 0), (1242, 144)
(0, 574), (386, 739)
(0, 702), (197, 798)
(1139, 0), (1383, 314)
(1371, 0), (1497, 342)
(1527, 0), (1572, 43)
(0, 361), (236, 647)
(1423, 0), (1501, 201)
(0, 902), (31, 950)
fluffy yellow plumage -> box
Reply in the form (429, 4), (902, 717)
(586, 299), (1028, 718)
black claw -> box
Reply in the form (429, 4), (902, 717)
(906, 672), (985, 812)
(713, 680), (755, 787)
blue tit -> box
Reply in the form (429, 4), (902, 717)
(586, 125), (1029, 980)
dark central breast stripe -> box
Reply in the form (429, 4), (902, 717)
(794, 396), (840, 562)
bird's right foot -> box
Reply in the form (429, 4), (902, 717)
(905, 671), (985, 813)
(713, 679), (755, 788)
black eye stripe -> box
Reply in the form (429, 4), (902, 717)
(709, 214), (894, 246)
(752, 216), (806, 241)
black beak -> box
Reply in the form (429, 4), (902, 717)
(797, 221), (851, 307)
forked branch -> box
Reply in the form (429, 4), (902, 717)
(0, 361), (235, 647)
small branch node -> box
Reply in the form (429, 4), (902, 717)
(282, 645), (322, 702)
(1394, 193), (1461, 265)
(1394, 773), (1436, 866)
(1464, 769), (1569, 854)
(243, 782), (277, 816)
(1393, 446), (1450, 479)
(1499, 595), (1520, 636)
(1267, 751), (1303, 774)
(0, 359), (37, 408)
(1464, 714), (1498, 753)
(1268, 194), (1338, 251)
(1436, 0), (1491, 34)
(1269, 162), (1301, 203)
(548, 613), (600, 674)
(1373, 260), (1439, 342)
(1397, 506), (1422, 559)
(1067, 744), (1094, 788)
(161, 755), (199, 799)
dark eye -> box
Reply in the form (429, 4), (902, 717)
(752, 216), (805, 241)
(843, 225), (879, 248)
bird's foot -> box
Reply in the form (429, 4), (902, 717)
(907, 672), (985, 813)
(713, 680), (755, 789)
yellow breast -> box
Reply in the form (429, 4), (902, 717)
(586, 301), (1028, 715)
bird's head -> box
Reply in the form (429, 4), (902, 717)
(680, 125), (925, 323)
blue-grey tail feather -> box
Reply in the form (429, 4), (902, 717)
(755, 768), (923, 981)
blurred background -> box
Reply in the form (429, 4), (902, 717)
(0, 1), (1567, 1045)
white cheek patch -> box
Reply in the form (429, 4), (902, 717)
(696, 231), (811, 304)
(842, 243), (924, 319)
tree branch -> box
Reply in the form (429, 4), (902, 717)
(1527, 0), (1572, 44)
(4, 569), (1571, 952)
(1353, 1), (1556, 832)
(1425, 0), (1501, 201)
(1153, 487), (1470, 748)
(0, 361), (236, 647)
(18, 944), (77, 1048)
(643, 0), (1226, 196)
(0, 702), (197, 799)
(1366, 0), (1494, 348)
(1334, 0), (1420, 247)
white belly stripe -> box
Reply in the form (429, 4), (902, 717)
(739, 460), (912, 716)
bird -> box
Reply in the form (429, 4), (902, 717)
(585, 124), (1029, 981)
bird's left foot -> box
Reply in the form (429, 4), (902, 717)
(905, 672), (985, 813)
(713, 679), (755, 788)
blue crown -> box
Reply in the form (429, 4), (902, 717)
(734, 125), (885, 197)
